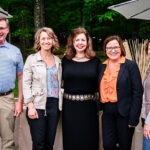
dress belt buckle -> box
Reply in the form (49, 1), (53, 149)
(68, 94), (72, 100)
(72, 95), (76, 100)
(84, 95), (88, 100)
(76, 95), (80, 101)
(63, 93), (97, 101)
(65, 93), (69, 99)
(80, 95), (84, 101)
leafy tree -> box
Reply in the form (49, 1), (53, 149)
(139, 21), (150, 39)
(34, 0), (45, 31)
(1, 0), (34, 58)
(0, 0), (150, 58)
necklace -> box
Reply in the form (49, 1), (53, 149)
(75, 55), (86, 60)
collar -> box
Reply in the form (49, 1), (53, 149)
(0, 40), (10, 48)
(103, 56), (125, 64)
(36, 51), (43, 61)
(36, 51), (61, 70)
(36, 51), (61, 64)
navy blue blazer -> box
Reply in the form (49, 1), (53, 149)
(98, 58), (143, 126)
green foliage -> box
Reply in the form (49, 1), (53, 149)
(0, 0), (150, 56)
(139, 21), (150, 39)
(96, 50), (107, 62)
(98, 11), (118, 22)
(54, 46), (66, 57)
(13, 28), (33, 38)
(45, 0), (82, 36)
(1, 0), (34, 41)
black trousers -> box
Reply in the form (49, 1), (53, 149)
(26, 97), (60, 150)
(102, 102), (135, 150)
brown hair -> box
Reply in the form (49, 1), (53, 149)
(145, 40), (150, 55)
(33, 27), (59, 52)
(103, 35), (126, 57)
(0, 17), (9, 27)
(65, 27), (95, 60)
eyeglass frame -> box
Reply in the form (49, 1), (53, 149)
(106, 46), (121, 52)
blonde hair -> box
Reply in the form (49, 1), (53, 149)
(66, 27), (95, 60)
(34, 27), (59, 52)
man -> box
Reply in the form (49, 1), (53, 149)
(0, 10), (23, 150)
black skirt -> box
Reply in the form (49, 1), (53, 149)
(62, 98), (99, 150)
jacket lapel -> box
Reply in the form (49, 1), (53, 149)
(117, 61), (126, 83)
(98, 64), (106, 85)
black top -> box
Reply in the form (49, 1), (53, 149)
(62, 56), (101, 94)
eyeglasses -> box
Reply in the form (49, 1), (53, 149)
(106, 46), (120, 52)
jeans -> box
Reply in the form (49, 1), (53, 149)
(143, 135), (150, 150)
(26, 97), (60, 150)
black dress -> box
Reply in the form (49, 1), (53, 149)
(62, 56), (101, 150)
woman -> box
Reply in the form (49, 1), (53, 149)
(98, 35), (143, 150)
(62, 27), (101, 150)
(141, 40), (150, 150)
(23, 27), (62, 150)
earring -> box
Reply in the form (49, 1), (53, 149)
(38, 46), (41, 50)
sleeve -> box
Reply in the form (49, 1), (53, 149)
(145, 112), (150, 126)
(23, 55), (34, 104)
(128, 61), (143, 126)
(16, 49), (24, 72)
(141, 100), (146, 120)
(97, 62), (103, 112)
(144, 74), (150, 125)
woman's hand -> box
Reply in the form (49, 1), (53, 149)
(27, 102), (38, 119)
(144, 124), (150, 139)
(28, 107), (38, 119)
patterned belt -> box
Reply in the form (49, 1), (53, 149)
(0, 90), (12, 96)
(63, 93), (99, 101)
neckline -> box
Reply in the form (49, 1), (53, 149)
(71, 57), (94, 63)
(46, 64), (56, 69)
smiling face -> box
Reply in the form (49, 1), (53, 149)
(40, 31), (53, 51)
(106, 39), (121, 61)
(0, 19), (9, 45)
(73, 33), (87, 54)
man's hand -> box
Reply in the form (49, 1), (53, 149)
(14, 101), (23, 117)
